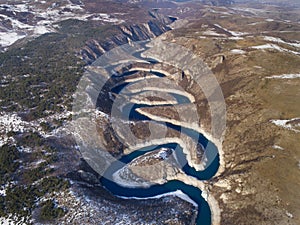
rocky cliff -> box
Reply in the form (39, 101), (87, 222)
(80, 13), (173, 63)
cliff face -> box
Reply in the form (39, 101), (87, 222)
(80, 17), (172, 64)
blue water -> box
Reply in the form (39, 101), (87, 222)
(101, 142), (218, 225)
(100, 69), (220, 225)
(101, 137), (219, 225)
(113, 70), (166, 78)
(101, 178), (211, 225)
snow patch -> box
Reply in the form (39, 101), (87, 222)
(251, 44), (300, 55)
(203, 30), (226, 36)
(263, 36), (300, 48)
(0, 31), (26, 47)
(207, 9), (232, 16)
(117, 190), (198, 207)
(266, 74), (300, 79)
(33, 25), (55, 35)
(231, 7), (265, 15)
(0, 186), (6, 196)
(273, 145), (284, 150)
(228, 36), (244, 40)
(88, 14), (124, 23)
(266, 19), (274, 22)
(17, 146), (32, 153)
(214, 24), (247, 37)
(0, 214), (29, 225)
(230, 49), (246, 54)
(0, 113), (40, 134)
(286, 211), (293, 218)
(271, 118), (300, 132)
(0, 2), (123, 49)
(201, 190), (208, 201)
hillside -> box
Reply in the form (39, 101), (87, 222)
(0, 0), (299, 225)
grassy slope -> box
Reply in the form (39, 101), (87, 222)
(166, 13), (300, 224)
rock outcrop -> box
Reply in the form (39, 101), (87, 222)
(80, 12), (173, 64)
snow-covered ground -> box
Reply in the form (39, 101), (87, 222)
(214, 24), (248, 37)
(251, 43), (300, 55)
(0, 113), (38, 134)
(273, 145), (284, 150)
(230, 7), (266, 15)
(207, 8), (233, 16)
(266, 74), (300, 79)
(202, 30), (226, 37)
(271, 118), (300, 132)
(49, 188), (192, 225)
(0, 110), (73, 147)
(263, 36), (300, 48)
(0, 1), (124, 49)
(230, 49), (246, 54)
(0, 31), (26, 47)
(0, 113), (37, 146)
(0, 214), (30, 225)
(117, 190), (198, 207)
(0, 217), (11, 225)
(0, 185), (6, 196)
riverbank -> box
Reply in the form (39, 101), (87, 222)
(175, 173), (221, 225)
(133, 111), (226, 177)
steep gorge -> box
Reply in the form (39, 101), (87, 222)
(80, 13), (173, 63)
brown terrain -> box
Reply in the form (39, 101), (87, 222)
(153, 2), (300, 224)
(90, 1), (300, 224)
(0, 0), (299, 225)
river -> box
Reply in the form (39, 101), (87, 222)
(99, 69), (220, 225)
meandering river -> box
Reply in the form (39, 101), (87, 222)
(99, 69), (220, 225)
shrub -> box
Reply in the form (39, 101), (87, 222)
(39, 199), (66, 221)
